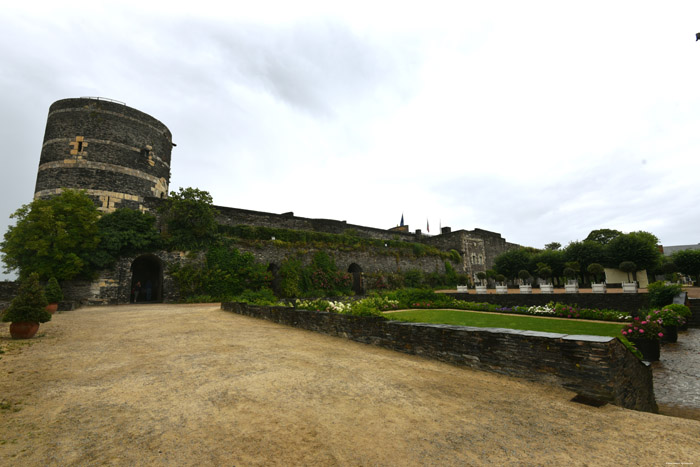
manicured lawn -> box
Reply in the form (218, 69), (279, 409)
(388, 309), (627, 339)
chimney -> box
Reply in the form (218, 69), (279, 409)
(441, 226), (451, 234)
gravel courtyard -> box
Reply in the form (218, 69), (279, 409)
(1, 303), (698, 465)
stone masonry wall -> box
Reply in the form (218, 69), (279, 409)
(221, 302), (657, 413)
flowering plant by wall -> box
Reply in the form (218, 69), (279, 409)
(648, 307), (687, 327)
(620, 317), (664, 340)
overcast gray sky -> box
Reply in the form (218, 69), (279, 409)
(2, 1), (700, 280)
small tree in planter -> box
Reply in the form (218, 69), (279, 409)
(494, 274), (507, 294)
(563, 267), (578, 293)
(536, 264), (554, 293)
(518, 269), (532, 293)
(44, 277), (63, 314)
(587, 263), (606, 293)
(475, 271), (488, 294)
(619, 261), (638, 293)
(2, 273), (52, 339)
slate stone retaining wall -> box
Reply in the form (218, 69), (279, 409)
(222, 302), (657, 413)
(445, 292), (650, 315)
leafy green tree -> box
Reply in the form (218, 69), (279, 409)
(1, 190), (100, 280)
(91, 209), (161, 268)
(586, 263), (605, 283)
(605, 231), (661, 272)
(45, 277), (64, 304)
(493, 248), (531, 280)
(585, 229), (623, 245)
(529, 249), (565, 284)
(672, 249), (700, 283)
(160, 187), (218, 250)
(564, 240), (605, 281)
(544, 242), (561, 250)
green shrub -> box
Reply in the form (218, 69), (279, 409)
(403, 270), (424, 288)
(647, 281), (683, 308)
(44, 277), (63, 304)
(2, 273), (51, 324)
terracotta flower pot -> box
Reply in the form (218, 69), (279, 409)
(46, 303), (58, 314)
(9, 322), (40, 339)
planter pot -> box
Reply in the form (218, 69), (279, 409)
(495, 285), (508, 294)
(519, 285), (532, 294)
(46, 303), (58, 314)
(456, 285), (469, 293)
(9, 322), (40, 339)
(475, 285), (488, 294)
(680, 322), (689, 331)
(591, 283), (606, 294)
(540, 284), (554, 294)
(630, 338), (660, 362)
(662, 325), (678, 343)
(565, 284), (579, 294)
(622, 282), (638, 294)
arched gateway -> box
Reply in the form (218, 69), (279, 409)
(348, 263), (364, 295)
(130, 254), (163, 303)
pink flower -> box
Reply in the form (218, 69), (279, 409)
(639, 329), (644, 333)
(658, 333), (664, 337)
(641, 321), (647, 325)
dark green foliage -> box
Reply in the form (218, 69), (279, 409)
(647, 281), (683, 308)
(587, 263), (605, 283)
(44, 277), (63, 303)
(605, 231), (660, 272)
(91, 209), (161, 268)
(278, 257), (303, 298)
(530, 249), (565, 281)
(544, 242), (561, 250)
(1, 190), (100, 280)
(494, 274), (506, 283)
(168, 243), (271, 301)
(493, 248), (530, 280)
(230, 288), (278, 306)
(618, 261), (637, 282)
(564, 241), (605, 277)
(518, 269), (531, 283)
(563, 267), (577, 280)
(403, 270), (424, 288)
(2, 273), (51, 324)
(672, 249), (700, 282)
(585, 229), (623, 245)
(160, 187), (218, 250)
(444, 261), (458, 286)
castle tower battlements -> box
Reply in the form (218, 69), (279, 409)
(34, 97), (173, 212)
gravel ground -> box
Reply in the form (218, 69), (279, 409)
(1, 303), (699, 466)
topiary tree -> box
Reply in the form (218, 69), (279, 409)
(494, 273), (506, 285)
(2, 273), (51, 326)
(536, 265), (552, 284)
(619, 261), (637, 282)
(587, 263), (605, 283)
(518, 269), (532, 285)
(476, 271), (487, 286)
(44, 277), (63, 304)
(563, 267), (577, 282)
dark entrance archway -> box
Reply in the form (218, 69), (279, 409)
(268, 263), (281, 296)
(348, 263), (364, 295)
(130, 254), (163, 303)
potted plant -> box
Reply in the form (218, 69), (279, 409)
(536, 264), (553, 293)
(518, 269), (532, 294)
(619, 261), (638, 293)
(475, 272), (488, 294)
(587, 263), (606, 293)
(44, 277), (63, 314)
(2, 273), (52, 339)
(563, 267), (578, 293)
(494, 274), (507, 294)
(620, 317), (664, 361)
(648, 308), (686, 343)
(662, 303), (692, 331)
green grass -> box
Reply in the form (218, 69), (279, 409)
(388, 309), (627, 339)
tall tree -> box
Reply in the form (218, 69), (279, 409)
(1, 190), (100, 280)
(605, 231), (661, 272)
(160, 187), (218, 250)
(585, 229), (623, 245)
(90, 208), (162, 268)
(672, 249), (700, 283)
(493, 248), (531, 281)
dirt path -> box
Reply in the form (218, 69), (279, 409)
(1, 304), (699, 466)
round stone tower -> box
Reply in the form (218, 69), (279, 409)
(34, 97), (173, 212)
